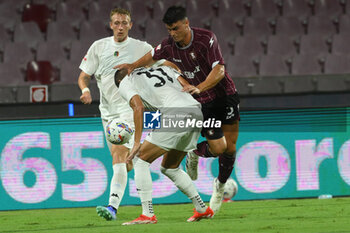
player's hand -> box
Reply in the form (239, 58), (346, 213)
(114, 63), (135, 75)
(182, 85), (201, 95)
(80, 92), (92, 104)
(127, 142), (141, 162)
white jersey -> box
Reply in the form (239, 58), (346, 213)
(119, 66), (200, 109)
(79, 36), (153, 120)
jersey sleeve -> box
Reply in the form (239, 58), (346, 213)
(119, 77), (139, 104)
(142, 41), (153, 54)
(206, 33), (225, 69)
(151, 39), (168, 61)
(79, 41), (99, 75)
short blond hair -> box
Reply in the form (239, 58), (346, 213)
(110, 7), (131, 21)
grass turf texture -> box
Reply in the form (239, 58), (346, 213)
(1, 197), (349, 233)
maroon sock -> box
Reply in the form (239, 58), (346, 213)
(194, 141), (216, 158)
(218, 152), (236, 183)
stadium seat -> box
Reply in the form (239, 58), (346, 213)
(121, 0), (153, 21)
(79, 20), (112, 42)
(128, 18), (147, 40)
(21, 3), (52, 33)
(259, 54), (290, 76)
(291, 54), (324, 75)
(281, 0), (312, 17)
(4, 42), (34, 70)
(26, 61), (59, 85)
(70, 40), (91, 64)
(217, 0), (246, 19)
(0, 62), (25, 86)
(55, 2), (85, 29)
(234, 35), (266, 57)
(248, 0), (281, 18)
(36, 41), (68, 67)
(338, 15), (350, 34)
(210, 17), (240, 57)
(31, 0), (61, 10)
(313, 0), (343, 16)
(13, 21), (45, 49)
(0, 24), (10, 47)
(59, 60), (81, 84)
(144, 19), (169, 47)
(88, 0), (121, 22)
(210, 15), (240, 37)
(241, 17), (275, 37)
(186, 0), (217, 19)
(266, 35), (298, 58)
(225, 54), (258, 78)
(324, 54), (350, 75)
(307, 16), (337, 35)
(331, 33), (350, 55)
(46, 21), (78, 48)
(298, 34), (331, 56)
(275, 16), (307, 36)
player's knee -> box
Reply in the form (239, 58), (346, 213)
(210, 145), (227, 156)
(160, 166), (179, 177)
(112, 152), (126, 163)
(225, 143), (237, 155)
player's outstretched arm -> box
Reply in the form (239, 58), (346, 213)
(78, 71), (92, 104)
(114, 51), (157, 74)
(162, 60), (181, 73)
(196, 64), (225, 93)
(127, 95), (144, 162)
(177, 76), (200, 95)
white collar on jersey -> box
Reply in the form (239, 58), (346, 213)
(112, 36), (130, 46)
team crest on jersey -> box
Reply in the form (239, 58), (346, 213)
(156, 44), (161, 50)
(190, 51), (196, 60)
(114, 51), (119, 56)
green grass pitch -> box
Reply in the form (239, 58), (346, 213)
(1, 197), (349, 233)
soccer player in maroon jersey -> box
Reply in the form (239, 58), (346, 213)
(116, 5), (240, 214)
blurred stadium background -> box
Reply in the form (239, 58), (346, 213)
(0, 0), (349, 218)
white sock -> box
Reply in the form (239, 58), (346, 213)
(108, 163), (127, 210)
(135, 159), (154, 217)
(160, 166), (206, 213)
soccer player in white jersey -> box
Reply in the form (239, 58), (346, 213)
(114, 66), (214, 225)
(78, 8), (156, 221)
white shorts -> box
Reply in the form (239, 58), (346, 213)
(145, 108), (203, 152)
(102, 114), (135, 152)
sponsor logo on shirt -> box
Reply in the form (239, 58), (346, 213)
(209, 37), (214, 47)
(184, 66), (200, 79)
(172, 58), (182, 62)
(190, 51), (196, 60)
(114, 51), (119, 56)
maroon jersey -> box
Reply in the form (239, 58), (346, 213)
(152, 27), (237, 104)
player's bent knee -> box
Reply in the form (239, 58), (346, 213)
(210, 145), (227, 156)
(225, 144), (237, 155)
(160, 166), (179, 178)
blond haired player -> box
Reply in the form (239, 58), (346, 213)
(78, 8), (156, 221)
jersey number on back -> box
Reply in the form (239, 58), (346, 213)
(136, 68), (173, 87)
